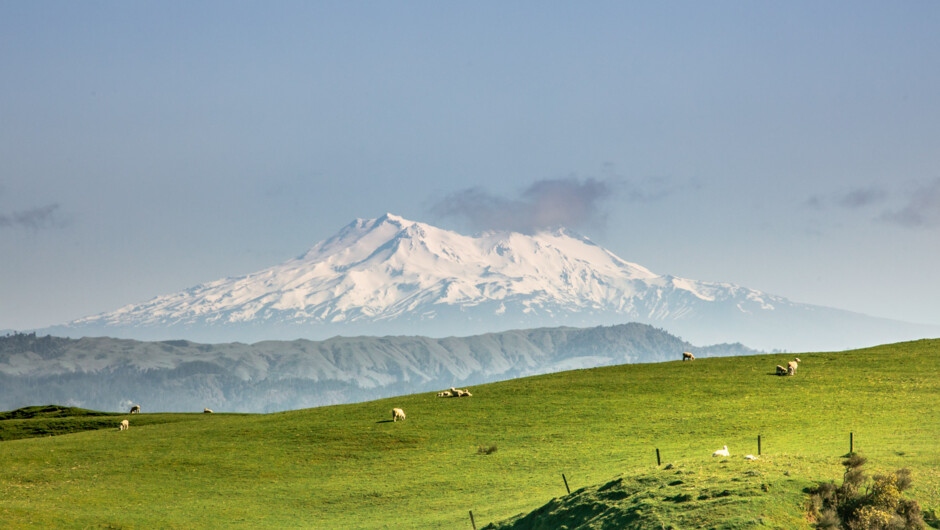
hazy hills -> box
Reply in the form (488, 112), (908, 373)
(0, 323), (755, 413)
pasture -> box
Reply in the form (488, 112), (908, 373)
(1, 339), (937, 528)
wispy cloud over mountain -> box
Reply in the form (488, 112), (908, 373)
(430, 177), (612, 234)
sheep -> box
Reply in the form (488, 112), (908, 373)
(712, 445), (730, 457)
(129, 405), (140, 414)
(787, 358), (801, 376)
(119, 419), (129, 431)
(776, 365), (788, 376)
(439, 387), (472, 397)
(682, 352), (695, 361)
(204, 408), (214, 413)
(745, 454), (758, 460)
(392, 408), (406, 422)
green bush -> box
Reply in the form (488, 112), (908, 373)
(808, 454), (927, 529)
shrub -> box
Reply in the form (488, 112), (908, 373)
(808, 454), (926, 529)
(477, 444), (498, 455)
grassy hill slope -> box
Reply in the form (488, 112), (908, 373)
(1, 340), (938, 528)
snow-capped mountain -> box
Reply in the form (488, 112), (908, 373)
(57, 213), (938, 351)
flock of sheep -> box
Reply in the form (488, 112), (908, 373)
(388, 354), (804, 428)
(389, 387), (473, 423)
(116, 404), (214, 431)
(436, 386), (473, 398)
(684, 351), (803, 377)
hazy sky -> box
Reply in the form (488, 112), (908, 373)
(2, 2), (939, 332)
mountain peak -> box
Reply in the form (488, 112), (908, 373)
(369, 212), (415, 229)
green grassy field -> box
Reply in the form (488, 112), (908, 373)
(1, 339), (938, 528)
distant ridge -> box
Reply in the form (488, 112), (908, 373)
(47, 213), (940, 351)
(0, 324), (755, 413)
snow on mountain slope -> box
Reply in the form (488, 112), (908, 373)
(72, 213), (750, 323)
(59, 213), (938, 351)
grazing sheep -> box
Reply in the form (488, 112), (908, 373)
(129, 405), (140, 414)
(776, 365), (788, 376)
(787, 358), (801, 376)
(204, 408), (214, 413)
(712, 445), (730, 457)
(119, 419), (129, 431)
(436, 391), (452, 397)
(458, 390), (472, 397)
(392, 408), (406, 422)
(745, 454), (758, 460)
(682, 352), (695, 361)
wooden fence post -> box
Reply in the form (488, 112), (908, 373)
(758, 434), (761, 456)
(850, 432), (854, 454)
(469, 510), (476, 530)
(562, 473), (571, 494)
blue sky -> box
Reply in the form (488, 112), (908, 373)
(2, 2), (939, 332)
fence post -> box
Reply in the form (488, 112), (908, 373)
(758, 434), (761, 456)
(656, 448), (661, 466)
(469, 510), (476, 530)
(562, 473), (571, 494)
(850, 432), (854, 454)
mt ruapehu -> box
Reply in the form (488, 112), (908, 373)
(48, 213), (938, 351)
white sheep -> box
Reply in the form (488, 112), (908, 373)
(130, 405), (140, 414)
(392, 408), (406, 422)
(436, 391), (452, 397)
(682, 352), (695, 361)
(119, 419), (129, 431)
(787, 358), (801, 376)
(776, 365), (788, 376)
(204, 408), (214, 413)
(744, 454), (758, 460)
(712, 445), (730, 457)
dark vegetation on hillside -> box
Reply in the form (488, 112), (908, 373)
(0, 405), (212, 442)
(0, 404), (113, 421)
(0, 405), (121, 441)
(808, 454), (934, 529)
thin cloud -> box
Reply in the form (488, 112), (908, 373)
(620, 176), (689, 203)
(837, 187), (888, 209)
(882, 178), (940, 228)
(0, 204), (64, 231)
(431, 177), (613, 234)
(804, 186), (889, 211)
